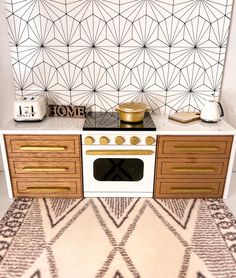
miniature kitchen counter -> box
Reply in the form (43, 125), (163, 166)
(1, 114), (235, 135)
(0, 115), (236, 199)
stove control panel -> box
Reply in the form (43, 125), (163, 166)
(84, 135), (156, 145)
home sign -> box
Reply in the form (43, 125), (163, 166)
(48, 105), (86, 118)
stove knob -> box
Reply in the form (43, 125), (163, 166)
(145, 136), (155, 145)
(84, 136), (95, 145)
(100, 136), (110, 145)
(130, 136), (140, 145)
(115, 136), (125, 145)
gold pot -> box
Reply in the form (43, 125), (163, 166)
(115, 102), (150, 123)
(119, 121), (144, 128)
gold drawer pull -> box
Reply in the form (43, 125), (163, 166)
(172, 167), (217, 173)
(25, 186), (71, 192)
(19, 146), (67, 151)
(174, 146), (219, 152)
(86, 150), (154, 155)
(22, 167), (68, 172)
(170, 187), (213, 192)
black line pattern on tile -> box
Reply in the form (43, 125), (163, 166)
(4, 0), (233, 114)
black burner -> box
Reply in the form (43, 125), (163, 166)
(83, 112), (156, 131)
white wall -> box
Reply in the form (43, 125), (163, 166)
(221, 1), (236, 171)
(0, 1), (15, 170)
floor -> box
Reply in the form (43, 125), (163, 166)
(0, 172), (13, 219)
(224, 172), (236, 215)
(0, 171), (236, 220)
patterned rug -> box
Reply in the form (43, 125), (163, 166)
(0, 198), (236, 278)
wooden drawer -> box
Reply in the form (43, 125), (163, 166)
(158, 136), (233, 158)
(12, 178), (83, 198)
(9, 157), (81, 177)
(5, 135), (81, 157)
(156, 158), (228, 179)
(154, 179), (225, 198)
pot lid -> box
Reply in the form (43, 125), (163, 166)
(118, 102), (148, 112)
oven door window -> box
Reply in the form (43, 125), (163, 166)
(93, 158), (144, 181)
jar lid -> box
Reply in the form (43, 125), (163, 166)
(118, 102), (148, 112)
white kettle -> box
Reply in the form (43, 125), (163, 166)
(200, 95), (224, 123)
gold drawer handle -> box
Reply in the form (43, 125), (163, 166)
(25, 186), (71, 192)
(170, 187), (213, 192)
(22, 167), (68, 172)
(172, 167), (217, 173)
(86, 150), (154, 155)
(19, 146), (67, 151)
(174, 146), (219, 152)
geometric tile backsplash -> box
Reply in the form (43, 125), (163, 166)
(4, 0), (233, 114)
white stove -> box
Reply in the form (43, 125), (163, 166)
(82, 112), (157, 197)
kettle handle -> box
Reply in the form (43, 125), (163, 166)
(218, 102), (224, 117)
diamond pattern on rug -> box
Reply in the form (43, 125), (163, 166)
(1, 198), (236, 278)
(23, 250), (51, 278)
(154, 199), (196, 229)
(197, 273), (207, 278)
(40, 198), (90, 244)
(192, 200), (236, 277)
(98, 198), (140, 228)
(206, 199), (236, 261)
(0, 198), (33, 263)
(97, 250), (137, 278)
(51, 201), (113, 278)
(125, 201), (186, 277)
(30, 270), (40, 278)
(113, 270), (124, 278)
(178, 248), (212, 278)
(43, 198), (84, 227)
(0, 199), (47, 278)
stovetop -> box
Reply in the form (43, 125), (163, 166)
(83, 112), (156, 131)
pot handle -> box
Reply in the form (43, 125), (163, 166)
(218, 102), (224, 117)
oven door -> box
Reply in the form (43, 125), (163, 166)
(82, 145), (155, 197)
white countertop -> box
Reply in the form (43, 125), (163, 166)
(0, 115), (236, 135)
(0, 117), (85, 134)
(151, 115), (236, 135)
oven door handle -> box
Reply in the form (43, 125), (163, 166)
(85, 150), (154, 155)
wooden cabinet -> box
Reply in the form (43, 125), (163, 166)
(154, 136), (233, 198)
(5, 135), (83, 198)
(5, 135), (81, 157)
(157, 136), (232, 158)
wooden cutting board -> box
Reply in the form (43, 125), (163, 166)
(168, 112), (200, 123)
